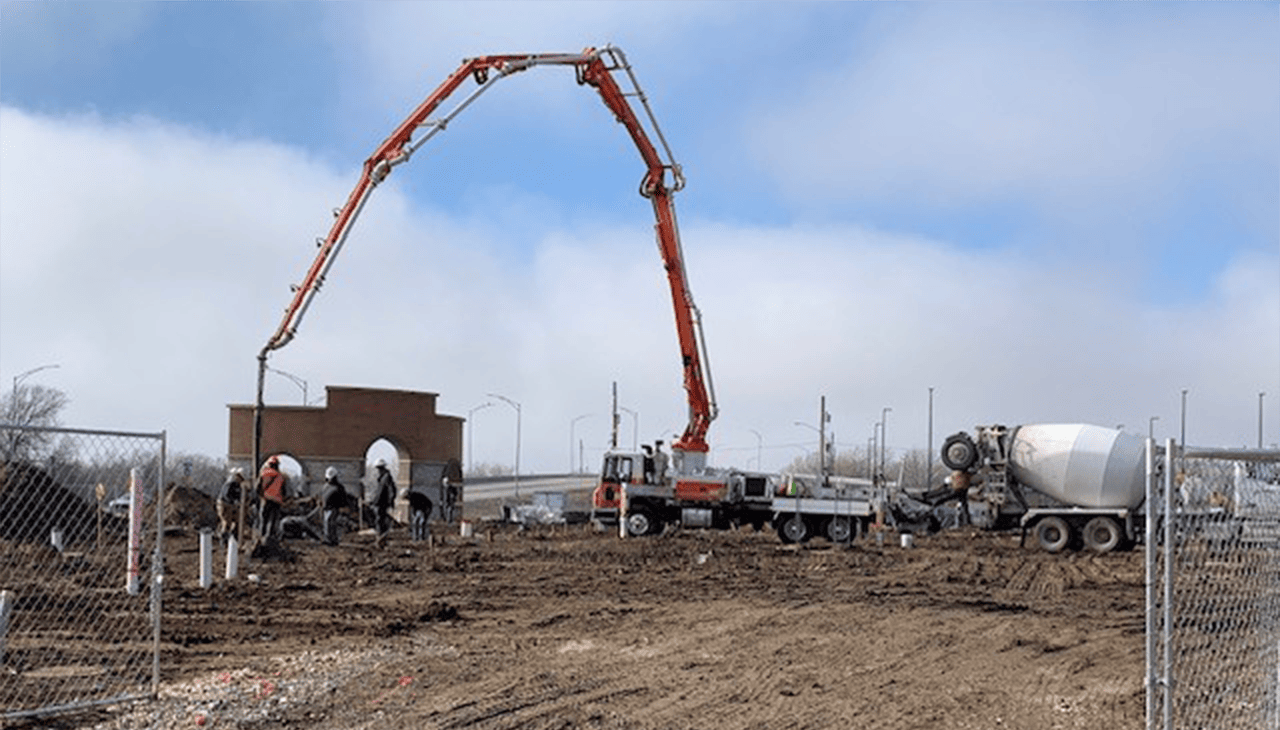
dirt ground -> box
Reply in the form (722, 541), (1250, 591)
(12, 495), (1147, 730)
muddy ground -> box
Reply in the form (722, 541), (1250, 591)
(11, 496), (1146, 730)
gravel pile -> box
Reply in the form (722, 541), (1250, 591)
(91, 633), (459, 729)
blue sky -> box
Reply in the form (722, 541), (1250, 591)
(2, 1), (1277, 475)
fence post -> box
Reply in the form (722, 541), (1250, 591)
(127, 467), (143, 596)
(1162, 438), (1175, 730)
(1145, 437), (1157, 730)
(0, 590), (13, 667)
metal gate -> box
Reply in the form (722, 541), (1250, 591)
(1147, 440), (1280, 730)
(1, 424), (166, 721)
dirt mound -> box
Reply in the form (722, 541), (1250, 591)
(0, 460), (106, 545)
(164, 484), (217, 530)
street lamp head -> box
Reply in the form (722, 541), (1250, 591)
(487, 392), (521, 411)
(14, 363), (60, 387)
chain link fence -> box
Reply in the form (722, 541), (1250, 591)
(1, 424), (166, 721)
(1147, 442), (1280, 730)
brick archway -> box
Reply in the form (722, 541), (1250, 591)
(227, 386), (464, 522)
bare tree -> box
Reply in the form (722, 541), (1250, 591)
(784, 444), (878, 479)
(2, 383), (70, 462)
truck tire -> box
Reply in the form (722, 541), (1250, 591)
(777, 515), (810, 544)
(1033, 516), (1071, 553)
(826, 516), (854, 543)
(941, 433), (979, 471)
(1082, 516), (1121, 554)
(625, 509), (660, 537)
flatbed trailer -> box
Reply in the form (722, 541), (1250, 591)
(609, 471), (880, 544)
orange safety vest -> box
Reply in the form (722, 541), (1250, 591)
(260, 467), (286, 503)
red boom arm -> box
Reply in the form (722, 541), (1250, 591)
(256, 46), (716, 459)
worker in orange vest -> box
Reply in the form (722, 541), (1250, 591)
(257, 455), (288, 547)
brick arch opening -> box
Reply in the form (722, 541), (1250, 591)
(228, 386), (464, 523)
(268, 453), (309, 493)
(363, 436), (408, 496)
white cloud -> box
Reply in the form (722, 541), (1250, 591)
(2, 5), (1277, 478)
(747, 4), (1279, 222)
(322, 1), (731, 136)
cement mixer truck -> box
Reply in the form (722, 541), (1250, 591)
(939, 424), (1148, 553)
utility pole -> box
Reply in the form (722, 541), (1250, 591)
(927, 387), (934, 490)
(819, 396), (828, 482)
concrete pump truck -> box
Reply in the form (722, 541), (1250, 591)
(249, 45), (878, 544)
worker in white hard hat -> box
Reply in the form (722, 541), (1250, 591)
(217, 468), (244, 545)
(320, 466), (351, 546)
(372, 458), (396, 548)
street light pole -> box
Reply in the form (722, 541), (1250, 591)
(11, 364), (61, 411)
(749, 429), (763, 470)
(869, 428), (878, 484)
(880, 407), (892, 489)
(619, 407), (638, 452)
(927, 387), (935, 490)
(570, 414), (593, 473)
(1260, 392), (1267, 449)
(1180, 389), (1188, 449)
(794, 421), (820, 473)
(488, 393), (521, 499)
(466, 402), (494, 476)
(8, 364), (60, 456)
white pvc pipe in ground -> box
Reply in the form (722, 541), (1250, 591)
(225, 535), (239, 580)
(127, 468), (143, 596)
(618, 486), (628, 540)
(199, 531), (213, 589)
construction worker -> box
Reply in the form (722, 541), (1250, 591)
(408, 490), (433, 542)
(443, 477), (460, 524)
(372, 458), (396, 548)
(217, 468), (244, 545)
(320, 466), (350, 546)
(257, 455), (288, 547)
(653, 441), (669, 485)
